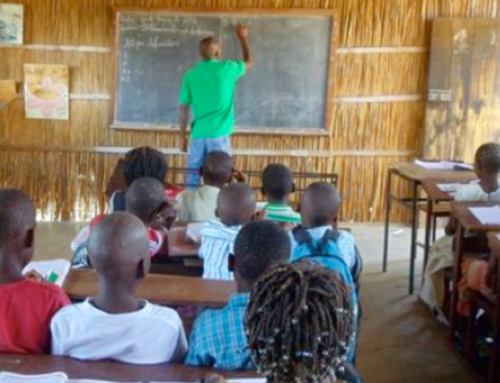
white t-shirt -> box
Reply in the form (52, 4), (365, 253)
(454, 183), (500, 201)
(51, 299), (187, 365)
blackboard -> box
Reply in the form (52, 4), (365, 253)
(113, 10), (336, 133)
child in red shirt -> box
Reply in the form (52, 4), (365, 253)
(0, 189), (70, 354)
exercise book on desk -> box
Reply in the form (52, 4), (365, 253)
(469, 206), (500, 225)
(0, 372), (138, 383)
(22, 259), (71, 287)
(415, 159), (473, 171)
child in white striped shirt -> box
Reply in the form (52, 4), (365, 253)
(199, 183), (256, 280)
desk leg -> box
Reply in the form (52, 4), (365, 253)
(409, 182), (419, 295)
(382, 171), (393, 273)
(423, 199), (433, 274)
(450, 223), (464, 341)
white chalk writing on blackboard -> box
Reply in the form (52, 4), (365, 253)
(123, 37), (180, 51)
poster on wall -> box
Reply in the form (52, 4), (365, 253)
(24, 64), (70, 120)
(0, 3), (24, 45)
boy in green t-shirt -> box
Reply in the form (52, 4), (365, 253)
(261, 164), (302, 228)
(178, 24), (252, 187)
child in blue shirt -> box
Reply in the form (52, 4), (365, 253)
(186, 220), (291, 370)
(290, 182), (357, 270)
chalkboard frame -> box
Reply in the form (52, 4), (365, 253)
(111, 8), (338, 136)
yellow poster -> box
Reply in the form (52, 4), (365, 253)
(24, 64), (70, 120)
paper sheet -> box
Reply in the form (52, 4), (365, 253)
(22, 259), (71, 287)
(415, 160), (473, 171)
(0, 372), (67, 383)
(469, 206), (500, 225)
(437, 183), (463, 193)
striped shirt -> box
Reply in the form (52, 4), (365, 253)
(263, 202), (302, 224)
(199, 220), (241, 281)
(185, 293), (253, 370)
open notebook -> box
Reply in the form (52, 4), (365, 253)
(22, 259), (71, 287)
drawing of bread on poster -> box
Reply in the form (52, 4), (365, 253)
(0, 3), (24, 45)
(24, 64), (70, 120)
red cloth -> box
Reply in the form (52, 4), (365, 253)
(0, 279), (70, 354)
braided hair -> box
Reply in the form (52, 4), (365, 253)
(123, 147), (168, 187)
(475, 142), (500, 174)
(246, 261), (355, 383)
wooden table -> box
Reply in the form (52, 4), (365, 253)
(421, 178), (477, 269)
(0, 355), (257, 382)
(449, 202), (500, 341)
(168, 226), (200, 258)
(382, 162), (475, 294)
(64, 270), (235, 307)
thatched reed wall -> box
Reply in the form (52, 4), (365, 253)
(1, 0), (499, 221)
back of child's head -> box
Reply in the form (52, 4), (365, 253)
(233, 221), (291, 284)
(262, 164), (294, 202)
(203, 151), (233, 187)
(123, 147), (168, 187)
(246, 261), (355, 383)
(125, 178), (166, 224)
(475, 142), (500, 175)
(217, 183), (256, 227)
(0, 189), (36, 260)
(301, 182), (341, 228)
(89, 212), (150, 281)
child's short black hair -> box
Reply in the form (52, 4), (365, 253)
(203, 151), (233, 186)
(475, 142), (500, 174)
(123, 147), (168, 187)
(233, 221), (290, 283)
(301, 182), (341, 227)
(262, 164), (294, 201)
(125, 178), (166, 223)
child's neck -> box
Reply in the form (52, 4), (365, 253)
(0, 254), (24, 284)
(480, 174), (499, 193)
(267, 197), (289, 204)
(93, 279), (141, 314)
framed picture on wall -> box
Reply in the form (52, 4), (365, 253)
(24, 64), (70, 120)
(0, 3), (24, 45)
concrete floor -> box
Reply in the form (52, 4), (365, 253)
(34, 222), (475, 383)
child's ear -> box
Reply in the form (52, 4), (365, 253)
(291, 183), (296, 193)
(228, 253), (236, 273)
(25, 228), (35, 249)
(261, 187), (266, 197)
(137, 257), (151, 280)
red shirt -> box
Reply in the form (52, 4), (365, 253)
(0, 279), (70, 354)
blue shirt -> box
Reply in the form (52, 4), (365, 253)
(289, 226), (356, 270)
(186, 293), (253, 370)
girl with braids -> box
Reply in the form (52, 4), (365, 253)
(204, 261), (362, 383)
(421, 142), (500, 318)
(106, 146), (180, 212)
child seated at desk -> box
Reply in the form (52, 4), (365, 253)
(290, 182), (358, 271)
(51, 212), (187, 364)
(72, 178), (176, 268)
(186, 220), (291, 370)
(204, 261), (362, 383)
(0, 189), (70, 354)
(176, 151), (233, 222)
(106, 146), (181, 211)
(261, 164), (301, 228)
(199, 183), (256, 281)
(421, 142), (500, 317)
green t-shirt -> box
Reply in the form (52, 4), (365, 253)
(179, 60), (247, 139)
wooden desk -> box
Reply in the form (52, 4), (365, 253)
(449, 202), (500, 342)
(168, 226), (200, 258)
(64, 270), (235, 307)
(382, 162), (475, 294)
(421, 178), (477, 268)
(0, 355), (257, 382)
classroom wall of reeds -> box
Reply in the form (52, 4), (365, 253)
(1, 0), (499, 222)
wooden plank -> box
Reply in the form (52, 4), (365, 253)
(0, 355), (256, 381)
(64, 269), (235, 307)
